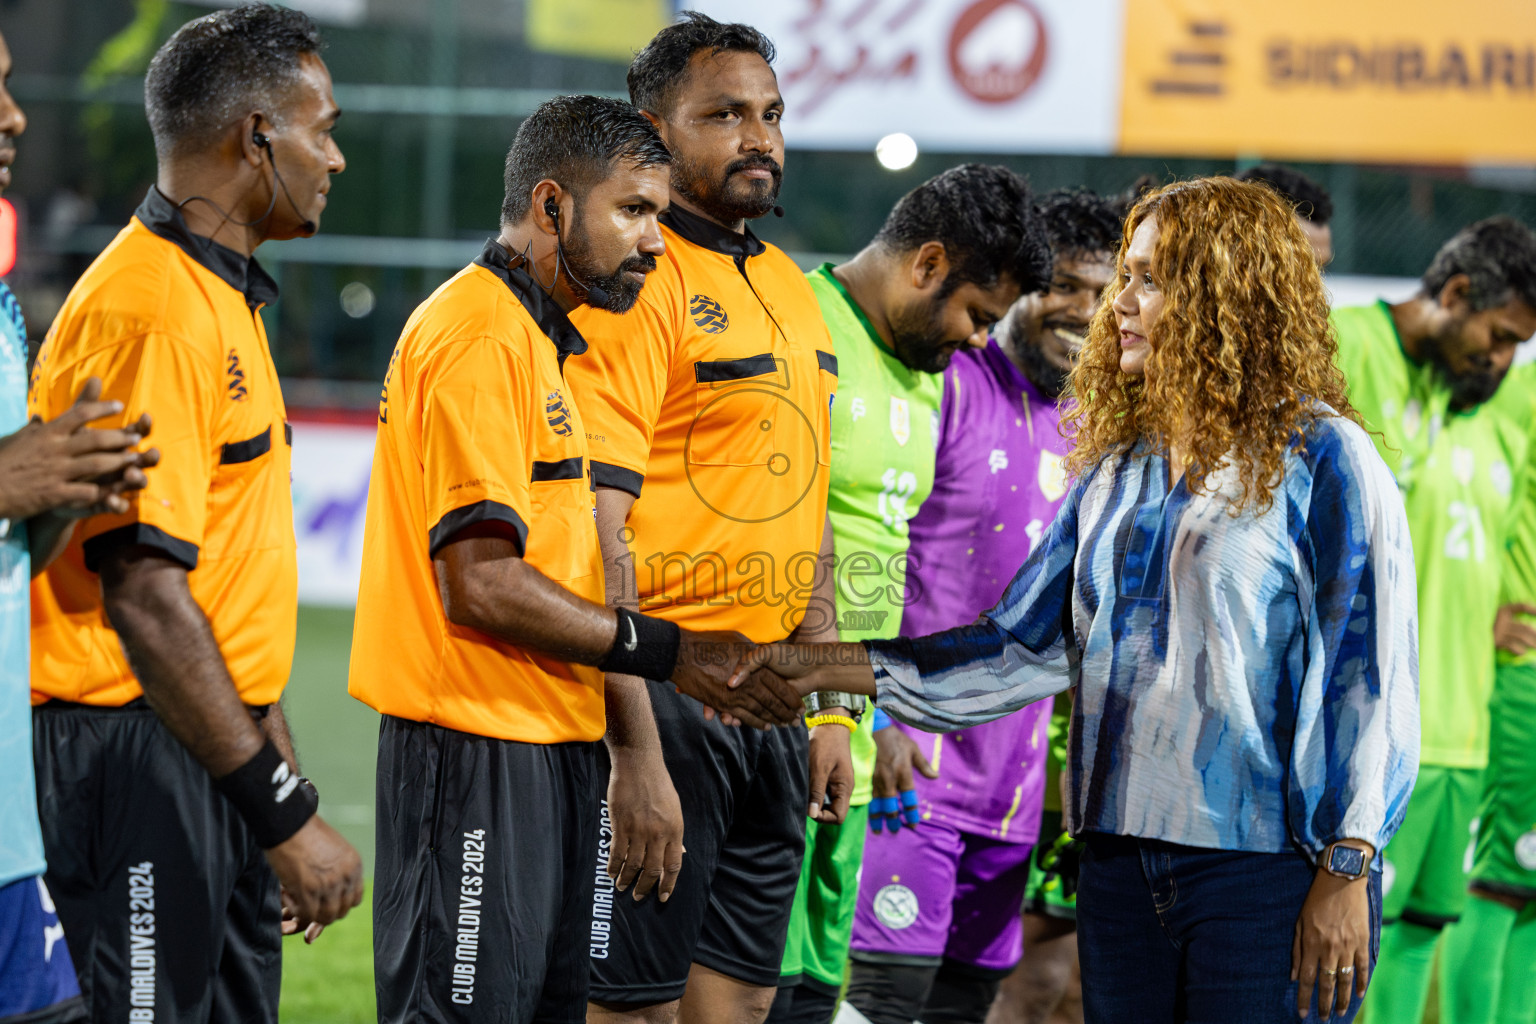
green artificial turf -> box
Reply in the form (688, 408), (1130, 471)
(279, 887), (376, 1024)
(278, 605), (378, 1023)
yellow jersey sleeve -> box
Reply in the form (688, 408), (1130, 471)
(566, 291), (678, 496)
(34, 330), (221, 571)
(420, 333), (537, 556)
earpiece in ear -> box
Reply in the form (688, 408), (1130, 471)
(252, 130), (270, 149)
(544, 198), (559, 220)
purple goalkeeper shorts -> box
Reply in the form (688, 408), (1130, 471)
(851, 818), (1034, 971)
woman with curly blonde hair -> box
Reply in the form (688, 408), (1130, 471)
(735, 176), (1420, 1023)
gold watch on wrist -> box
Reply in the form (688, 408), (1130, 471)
(1319, 841), (1369, 880)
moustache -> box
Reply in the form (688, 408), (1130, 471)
(726, 156), (782, 180)
(618, 254), (658, 276)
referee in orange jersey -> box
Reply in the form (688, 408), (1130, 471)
(569, 14), (852, 1024)
(349, 95), (802, 1023)
(29, 7), (360, 1022)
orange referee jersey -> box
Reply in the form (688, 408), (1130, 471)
(347, 239), (605, 744)
(30, 187), (296, 707)
(568, 204), (836, 643)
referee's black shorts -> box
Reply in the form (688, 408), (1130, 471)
(32, 699), (281, 1024)
(589, 683), (809, 1006)
(373, 714), (600, 1024)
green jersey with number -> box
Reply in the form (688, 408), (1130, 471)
(811, 264), (943, 806)
(1335, 302), (1531, 768)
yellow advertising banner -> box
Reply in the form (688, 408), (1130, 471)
(525, 0), (671, 63)
(1119, 0), (1536, 164)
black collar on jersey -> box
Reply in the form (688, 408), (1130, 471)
(473, 238), (590, 364)
(659, 203), (766, 259)
(134, 187), (280, 310)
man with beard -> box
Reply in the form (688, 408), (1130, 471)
(767, 164), (1050, 1024)
(840, 189), (1119, 1024)
(1438, 360), (1536, 1024)
(351, 95), (801, 1023)
(1333, 216), (1536, 1024)
(565, 13), (843, 1024)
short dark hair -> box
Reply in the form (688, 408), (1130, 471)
(873, 163), (1052, 297)
(628, 11), (776, 117)
(1038, 188), (1123, 263)
(501, 95), (671, 225)
(1236, 163), (1333, 224)
(145, 3), (322, 159)
(1422, 216), (1536, 312)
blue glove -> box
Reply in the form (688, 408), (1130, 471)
(899, 788), (921, 827)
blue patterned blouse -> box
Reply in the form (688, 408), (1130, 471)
(867, 411), (1420, 861)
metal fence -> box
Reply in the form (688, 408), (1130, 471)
(5, 0), (1536, 401)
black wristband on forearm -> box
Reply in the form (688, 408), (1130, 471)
(214, 739), (319, 849)
(599, 607), (682, 682)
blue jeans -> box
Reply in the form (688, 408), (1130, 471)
(1077, 834), (1381, 1024)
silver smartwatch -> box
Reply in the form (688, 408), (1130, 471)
(802, 691), (866, 722)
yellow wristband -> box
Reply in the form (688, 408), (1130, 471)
(805, 714), (858, 732)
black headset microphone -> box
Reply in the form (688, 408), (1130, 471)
(543, 197), (611, 308)
(252, 129), (317, 235)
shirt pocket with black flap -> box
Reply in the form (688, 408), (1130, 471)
(687, 353), (787, 468)
(524, 455), (600, 586)
(207, 418), (291, 558)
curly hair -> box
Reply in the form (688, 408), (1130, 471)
(1063, 176), (1358, 513)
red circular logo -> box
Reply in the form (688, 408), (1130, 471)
(947, 0), (1049, 105)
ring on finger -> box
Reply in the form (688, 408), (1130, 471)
(1339, 966), (1354, 976)
(1322, 967), (1338, 976)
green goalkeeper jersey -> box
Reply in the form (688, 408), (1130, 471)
(811, 264), (943, 806)
(1335, 302), (1532, 768)
(1493, 362), (1536, 668)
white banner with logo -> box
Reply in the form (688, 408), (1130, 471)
(691, 0), (1124, 153)
(291, 421), (376, 607)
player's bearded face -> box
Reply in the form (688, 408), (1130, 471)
(889, 296), (960, 374)
(562, 209), (657, 315)
(1011, 253), (1114, 399)
(671, 150), (781, 225)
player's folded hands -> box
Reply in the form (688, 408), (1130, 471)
(266, 815), (365, 937)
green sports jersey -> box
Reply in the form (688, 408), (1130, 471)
(811, 264), (943, 806)
(1335, 303), (1532, 768)
(1493, 363), (1536, 668)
